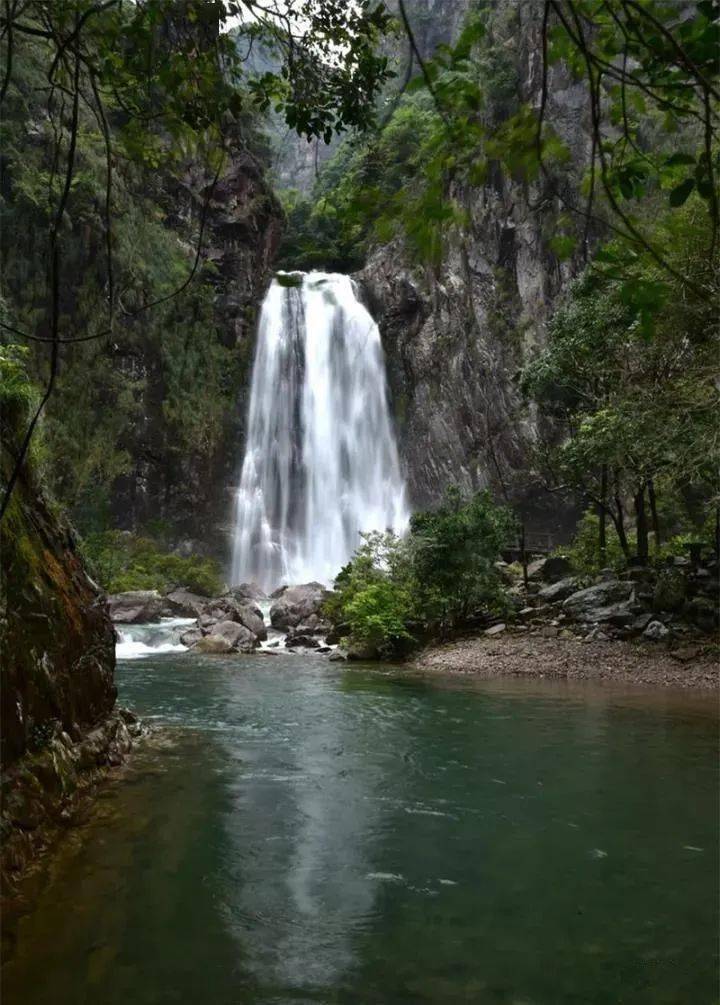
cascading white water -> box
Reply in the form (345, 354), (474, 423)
(231, 271), (408, 591)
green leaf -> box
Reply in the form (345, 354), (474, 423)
(669, 178), (695, 207)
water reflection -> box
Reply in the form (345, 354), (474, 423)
(2, 656), (717, 1005)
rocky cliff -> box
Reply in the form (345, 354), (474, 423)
(358, 1), (592, 536)
(107, 154), (282, 554)
(0, 451), (116, 766)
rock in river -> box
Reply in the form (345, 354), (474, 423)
(108, 590), (165, 624)
(270, 582), (329, 631)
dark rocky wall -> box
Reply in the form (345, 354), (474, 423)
(108, 153), (282, 556)
(358, 0), (592, 538)
(0, 453), (116, 767)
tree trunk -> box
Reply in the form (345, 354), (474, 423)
(520, 522), (529, 590)
(598, 465), (608, 564)
(613, 495), (630, 558)
(648, 479), (661, 548)
(635, 485), (649, 563)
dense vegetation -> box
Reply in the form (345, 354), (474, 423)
(325, 490), (515, 657)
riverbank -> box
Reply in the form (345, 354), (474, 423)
(1, 710), (145, 900)
(413, 630), (720, 691)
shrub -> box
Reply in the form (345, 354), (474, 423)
(324, 490), (515, 657)
(82, 531), (222, 597)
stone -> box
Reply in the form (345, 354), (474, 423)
(670, 646), (701, 664)
(539, 626), (559, 638)
(107, 590), (165, 624)
(163, 589), (208, 618)
(317, 646), (332, 654)
(228, 582), (267, 602)
(583, 627), (609, 642)
(201, 597), (266, 641)
(526, 559), (546, 581)
(180, 627), (203, 647)
(345, 642), (379, 660)
(537, 577), (578, 603)
(328, 650), (348, 662)
(686, 596), (719, 632)
(270, 582), (329, 631)
(631, 612), (654, 633)
(589, 602), (635, 626)
(485, 623), (506, 636)
(210, 620), (259, 653)
(519, 607), (535, 618)
(286, 633), (320, 649)
(192, 634), (234, 654)
(562, 580), (633, 622)
(540, 555), (574, 583)
(643, 620), (670, 641)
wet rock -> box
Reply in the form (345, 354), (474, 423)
(643, 620), (670, 642)
(285, 632), (321, 649)
(163, 589), (208, 618)
(180, 627), (203, 647)
(537, 577), (578, 603)
(108, 590), (165, 624)
(201, 597), (266, 641)
(345, 642), (379, 660)
(270, 582), (329, 631)
(192, 634), (234, 654)
(227, 582), (267, 602)
(328, 650), (348, 662)
(317, 646), (332, 654)
(208, 620), (259, 653)
(563, 581), (633, 622)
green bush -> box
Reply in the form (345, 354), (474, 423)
(82, 531), (222, 597)
(560, 509), (630, 579)
(324, 490), (515, 658)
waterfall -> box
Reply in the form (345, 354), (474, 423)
(231, 272), (408, 592)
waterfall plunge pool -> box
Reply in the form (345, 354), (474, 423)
(3, 653), (718, 1004)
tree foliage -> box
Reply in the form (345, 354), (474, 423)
(325, 490), (515, 657)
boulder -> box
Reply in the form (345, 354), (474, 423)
(285, 632), (321, 649)
(201, 597), (266, 640)
(180, 627), (203, 647)
(587, 602), (635, 626)
(345, 641), (379, 660)
(227, 582), (267, 602)
(107, 590), (165, 624)
(537, 577), (579, 604)
(270, 582), (328, 631)
(328, 650), (348, 662)
(643, 620), (670, 642)
(210, 620), (259, 653)
(562, 580), (633, 622)
(540, 555), (574, 583)
(192, 635), (234, 654)
(163, 589), (208, 618)
(686, 596), (719, 632)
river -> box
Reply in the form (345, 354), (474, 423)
(3, 652), (718, 1004)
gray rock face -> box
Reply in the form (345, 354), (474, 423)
(206, 620), (258, 653)
(540, 556), (574, 583)
(563, 581), (633, 622)
(164, 589), (209, 618)
(228, 582), (267, 602)
(537, 577), (579, 603)
(270, 583), (329, 631)
(108, 590), (165, 624)
(202, 597), (267, 641)
(192, 635), (234, 654)
(355, 0), (592, 535)
(180, 627), (203, 647)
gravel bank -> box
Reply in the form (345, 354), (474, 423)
(413, 631), (719, 691)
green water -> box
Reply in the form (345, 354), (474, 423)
(3, 654), (718, 1004)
